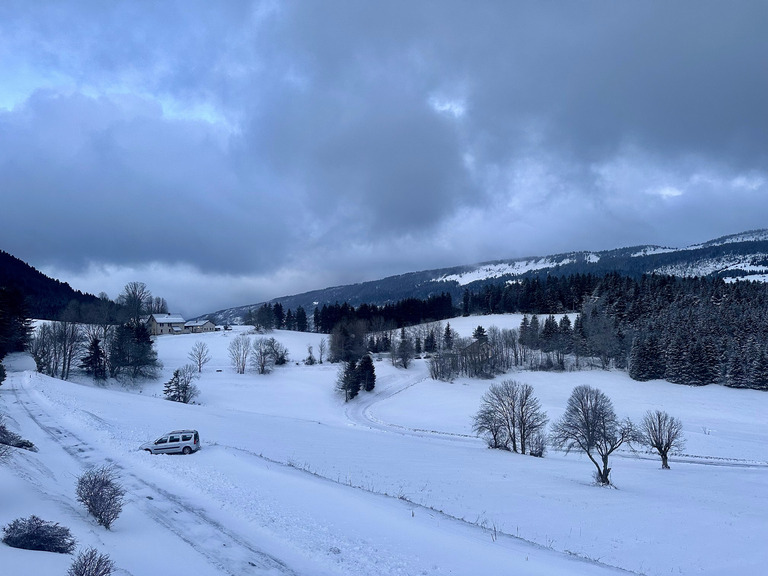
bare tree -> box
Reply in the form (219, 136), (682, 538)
(640, 410), (685, 469)
(318, 337), (327, 364)
(187, 341), (211, 373)
(146, 296), (168, 315)
(550, 385), (634, 485)
(117, 282), (152, 327)
(265, 337), (289, 365)
(30, 321), (83, 380)
(472, 403), (508, 449)
(228, 334), (250, 374)
(515, 383), (549, 455)
(474, 381), (517, 451)
(251, 337), (274, 375)
(472, 380), (547, 455)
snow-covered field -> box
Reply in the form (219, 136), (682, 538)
(2, 315), (767, 575)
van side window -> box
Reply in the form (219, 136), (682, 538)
(156, 437), (168, 444)
(169, 435), (180, 443)
(181, 434), (192, 441)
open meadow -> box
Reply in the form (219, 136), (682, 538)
(2, 315), (766, 575)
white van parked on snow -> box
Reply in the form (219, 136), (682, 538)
(140, 430), (200, 455)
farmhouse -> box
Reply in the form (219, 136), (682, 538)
(145, 313), (187, 335)
(185, 320), (216, 334)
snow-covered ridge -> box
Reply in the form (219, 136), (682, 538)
(631, 246), (676, 257)
(435, 257), (575, 286)
(654, 254), (768, 278)
(689, 229), (768, 250)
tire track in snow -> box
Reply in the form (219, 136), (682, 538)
(10, 373), (299, 576)
(344, 371), (478, 443)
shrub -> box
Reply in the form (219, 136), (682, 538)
(0, 362), (6, 386)
(0, 415), (37, 453)
(68, 547), (115, 576)
(76, 465), (125, 529)
(2, 515), (76, 553)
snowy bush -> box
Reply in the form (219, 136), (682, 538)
(68, 547), (115, 576)
(2, 515), (76, 553)
(76, 464), (125, 529)
(0, 415), (37, 456)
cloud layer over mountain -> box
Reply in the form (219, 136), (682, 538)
(1, 1), (766, 315)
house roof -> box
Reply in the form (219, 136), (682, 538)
(148, 313), (186, 324)
(185, 320), (214, 327)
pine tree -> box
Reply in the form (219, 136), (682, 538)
(295, 306), (308, 332)
(356, 354), (376, 392)
(80, 336), (107, 381)
(443, 323), (453, 351)
(163, 370), (181, 401)
(337, 360), (361, 401)
(472, 325), (488, 343)
(424, 329), (436, 353)
(396, 328), (415, 369)
(272, 303), (285, 329)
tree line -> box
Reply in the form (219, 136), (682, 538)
(440, 272), (768, 391)
(518, 273), (768, 390)
(28, 282), (163, 383)
(246, 293), (455, 335)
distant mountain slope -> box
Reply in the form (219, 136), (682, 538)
(0, 249), (99, 319)
(200, 229), (768, 325)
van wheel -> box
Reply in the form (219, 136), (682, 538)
(182, 446), (192, 455)
(144, 449), (152, 454)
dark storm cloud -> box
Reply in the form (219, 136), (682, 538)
(1, 0), (767, 313)
(0, 91), (294, 273)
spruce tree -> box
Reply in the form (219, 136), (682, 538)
(80, 336), (107, 381)
(443, 323), (453, 351)
(337, 360), (361, 401)
(356, 354), (376, 392)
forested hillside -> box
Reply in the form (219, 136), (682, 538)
(0, 250), (99, 319)
(201, 229), (768, 325)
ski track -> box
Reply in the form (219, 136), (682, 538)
(11, 374), (298, 576)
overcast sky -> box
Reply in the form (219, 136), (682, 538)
(2, 1), (767, 317)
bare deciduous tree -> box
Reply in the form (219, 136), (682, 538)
(515, 382), (549, 455)
(227, 334), (250, 374)
(550, 385), (634, 485)
(117, 282), (152, 327)
(187, 341), (211, 373)
(30, 321), (83, 380)
(251, 337), (274, 375)
(318, 338), (327, 364)
(640, 410), (685, 469)
(472, 380), (548, 455)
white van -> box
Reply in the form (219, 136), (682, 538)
(140, 430), (200, 455)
